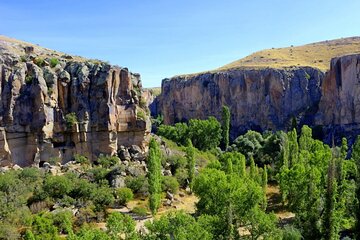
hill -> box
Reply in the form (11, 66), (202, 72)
(219, 37), (360, 71)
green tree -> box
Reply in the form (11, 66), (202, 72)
(353, 136), (360, 238)
(188, 117), (222, 150)
(287, 128), (298, 167)
(249, 155), (257, 180)
(106, 212), (138, 240)
(299, 125), (313, 152)
(185, 139), (196, 191)
(30, 213), (59, 240)
(221, 105), (231, 150)
(322, 156), (340, 240)
(43, 175), (73, 199)
(145, 211), (212, 240)
(148, 138), (162, 215)
(116, 187), (134, 206)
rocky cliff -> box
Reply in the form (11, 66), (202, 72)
(0, 36), (150, 166)
(155, 67), (324, 138)
(153, 53), (360, 143)
(316, 54), (360, 142)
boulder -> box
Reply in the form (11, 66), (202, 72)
(119, 149), (131, 161)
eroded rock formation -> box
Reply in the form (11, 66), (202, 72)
(0, 37), (150, 166)
(153, 53), (360, 143)
(154, 67), (324, 138)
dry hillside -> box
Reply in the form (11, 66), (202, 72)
(219, 37), (360, 71)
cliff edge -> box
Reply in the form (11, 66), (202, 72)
(0, 36), (150, 166)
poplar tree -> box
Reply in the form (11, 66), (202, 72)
(353, 136), (360, 238)
(185, 139), (196, 191)
(148, 138), (162, 215)
(287, 129), (299, 167)
(221, 105), (230, 150)
(322, 156), (339, 240)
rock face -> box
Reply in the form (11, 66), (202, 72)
(316, 54), (360, 143)
(0, 37), (150, 166)
(154, 67), (324, 138)
(153, 53), (360, 143)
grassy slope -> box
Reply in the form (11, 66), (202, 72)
(219, 37), (360, 72)
(174, 37), (360, 78)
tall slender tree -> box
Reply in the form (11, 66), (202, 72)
(287, 128), (299, 167)
(322, 156), (340, 240)
(147, 138), (162, 215)
(185, 139), (196, 191)
(221, 105), (231, 150)
(353, 136), (360, 238)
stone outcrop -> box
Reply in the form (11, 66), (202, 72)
(0, 37), (150, 166)
(153, 53), (360, 143)
(154, 67), (324, 138)
(316, 54), (360, 143)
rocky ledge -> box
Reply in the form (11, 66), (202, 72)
(0, 36), (150, 166)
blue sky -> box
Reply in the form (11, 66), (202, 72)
(1, 0), (360, 87)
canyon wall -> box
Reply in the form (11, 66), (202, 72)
(154, 67), (324, 138)
(154, 54), (360, 143)
(0, 39), (150, 166)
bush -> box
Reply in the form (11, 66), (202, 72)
(131, 206), (148, 217)
(116, 187), (134, 205)
(157, 117), (222, 150)
(50, 58), (59, 68)
(137, 109), (146, 120)
(33, 57), (45, 67)
(74, 154), (90, 165)
(86, 167), (109, 184)
(43, 175), (73, 199)
(97, 155), (119, 168)
(175, 168), (189, 188)
(125, 176), (148, 195)
(65, 112), (77, 128)
(161, 176), (179, 194)
(282, 226), (302, 240)
(25, 75), (34, 84)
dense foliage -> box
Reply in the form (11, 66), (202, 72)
(2, 107), (360, 239)
(157, 116), (221, 150)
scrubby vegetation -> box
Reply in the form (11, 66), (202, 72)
(2, 109), (360, 239)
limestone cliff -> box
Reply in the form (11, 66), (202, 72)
(155, 67), (324, 138)
(154, 53), (360, 143)
(0, 36), (150, 166)
(316, 54), (360, 142)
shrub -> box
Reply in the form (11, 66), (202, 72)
(50, 58), (59, 68)
(91, 186), (115, 212)
(20, 56), (27, 62)
(74, 154), (90, 165)
(34, 57), (45, 67)
(97, 154), (119, 168)
(161, 176), (179, 194)
(116, 187), (134, 205)
(137, 109), (146, 120)
(86, 167), (109, 183)
(65, 112), (77, 128)
(25, 75), (34, 84)
(282, 226), (302, 240)
(175, 168), (189, 188)
(131, 206), (148, 217)
(125, 176), (148, 195)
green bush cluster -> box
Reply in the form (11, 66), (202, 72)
(157, 116), (221, 150)
(64, 112), (78, 128)
(49, 58), (59, 68)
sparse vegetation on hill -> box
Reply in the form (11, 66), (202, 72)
(219, 37), (360, 71)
